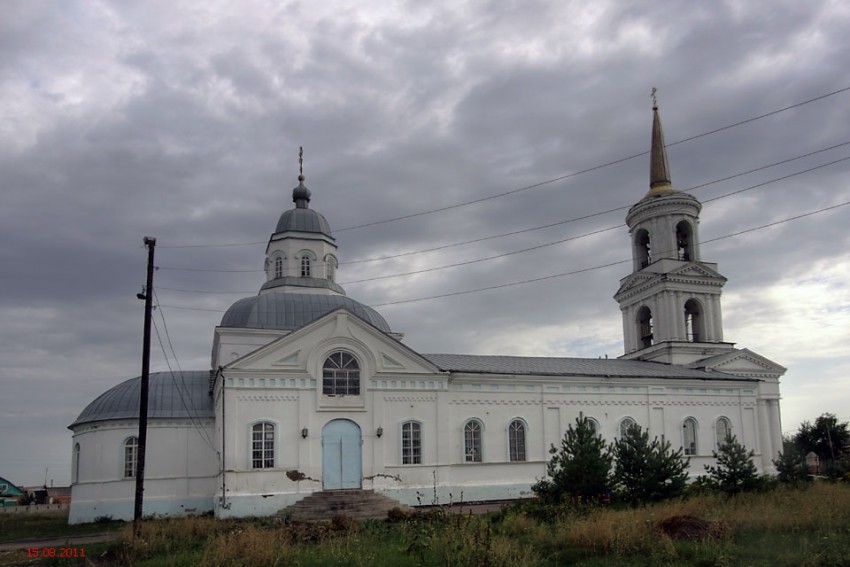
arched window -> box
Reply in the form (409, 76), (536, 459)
(123, 437), (138, 478)
(715, 417), (731, 449)
(300, 254), (312, 277)
(509, 419), (527, 462)
(325, 255), (337, 282)
(274, 255), (284, 278)
(464, 419), (483, 462)
(401, 421), (421, 464)
(683, 418), (698, 456)
(637, 306), (653, 349)
(676, 221), (694, 261)
(252, 422), (275, 469)
(586, 417), (601, 435)
(684, 299), (703, 342)
(322, 352), (360, 396)
(635, 229), (651, 269)
(73, 443), (80, 484)
(619, 417), (636, 439)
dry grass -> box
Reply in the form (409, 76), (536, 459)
(107, 482), (850, 566)
(201, 525), (293, 567)
(554, 482), (850, 559)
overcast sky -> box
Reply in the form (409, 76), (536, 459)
(2, 0), (849, 487)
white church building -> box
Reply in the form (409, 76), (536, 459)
(68, 106), (785, 523)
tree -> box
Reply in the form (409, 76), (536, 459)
(773, 437), (809, 483)
(612, 424), (689, 506)
(532, 415), (612, 503)
(704, 434), (760, 494)
(794, 413), (850, 463)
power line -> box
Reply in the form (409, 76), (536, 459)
(156, 153), (850, 289)
(333, 86), (850, 232)
(156, 199), (850, 312)
(369, 200), (850, 307)
(156, 140), (850, 274)
(156, 85), (850, 248)
(151, 298), (218, 452)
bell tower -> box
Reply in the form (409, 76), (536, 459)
(614, 101), (734, 365)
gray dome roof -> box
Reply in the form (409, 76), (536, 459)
(70, 371), (214, 429)
(220, 292), (391, 333)
(275, 207), (333, 236)
(274, 180), (333, 237)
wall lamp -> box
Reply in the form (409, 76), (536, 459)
(301, 428), (309, 439)
(376, 427), (383, 438)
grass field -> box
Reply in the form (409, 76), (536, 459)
(2, 482), (849, 566)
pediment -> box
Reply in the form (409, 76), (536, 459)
(669, 263), (725, 280)
(271, 351), (300, 367)
(224, 308), (442, 375)
(615, 272), (656, 297)
(695, 348), (786, 377)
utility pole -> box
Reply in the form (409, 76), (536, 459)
(134, 236), (156, 537)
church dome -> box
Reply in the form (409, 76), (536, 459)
(220, 292), (392, 333)
(273, 179), (333, 237)
(69, 371), (214, 428)
(275, 207), (333, 236)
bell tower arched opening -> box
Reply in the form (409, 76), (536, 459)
(684, 299), (704, 342)
(637, 306), (653, 349)
(676, 221), (694, 262)
(635, 229), (651, 270)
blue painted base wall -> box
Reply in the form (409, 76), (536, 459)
(69, 483), (534, 523)
(68, 496), (214, 524)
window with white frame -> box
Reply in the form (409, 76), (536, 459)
(401, 421), (421, 464)
(586, 417), (601, 435)
(326, 255), (336, 282)
(683, 417), (698, 456)
(274, 255), (284, 278)
(74, 443), (80, 484)
(322, 352), (360, 396)
(124, 437), (138, 478)
(619, 417), (636, 439)
(300, 255), (312, 277)
(715, 417), (731, 449)
(509, 419), (527, 462)
(464, 419), (482, 462)
(252, 422), (275, 469)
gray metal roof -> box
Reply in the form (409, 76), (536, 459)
(274, 208), (333, 237)
(220, 292), (392, 333)
(70, 371), (214, 428)
(422, 354), (757, 382)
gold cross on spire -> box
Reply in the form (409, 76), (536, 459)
(651, 87), (658, 108)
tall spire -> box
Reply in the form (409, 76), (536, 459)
(647, 88), (674, 197)
(292, 145), (311, 208)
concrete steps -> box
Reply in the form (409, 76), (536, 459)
(284, 489), (410, 521)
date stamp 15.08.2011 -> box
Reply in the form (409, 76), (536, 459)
(27, 547), (85, 559)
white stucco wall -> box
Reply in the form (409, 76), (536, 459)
(69, 419), (218, 524)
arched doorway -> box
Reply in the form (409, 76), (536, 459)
(322, 419), (362, 490)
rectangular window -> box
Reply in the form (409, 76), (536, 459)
(124, 438), (138, 478)
(509, 420), (526, 462)
(464, 421), (482, 462)
(252, 423), (275, 469)
(402, 422), (421, 464)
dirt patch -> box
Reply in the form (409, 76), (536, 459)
(654, 515), (725, 541)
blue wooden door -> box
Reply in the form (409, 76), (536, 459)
(322, 420), (362, 490)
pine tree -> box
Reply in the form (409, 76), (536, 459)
(704, 434), (760, 494)
(612, 424), (689, 506)
(773, 438), (809, 483)
(532, 415), (612, 503)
